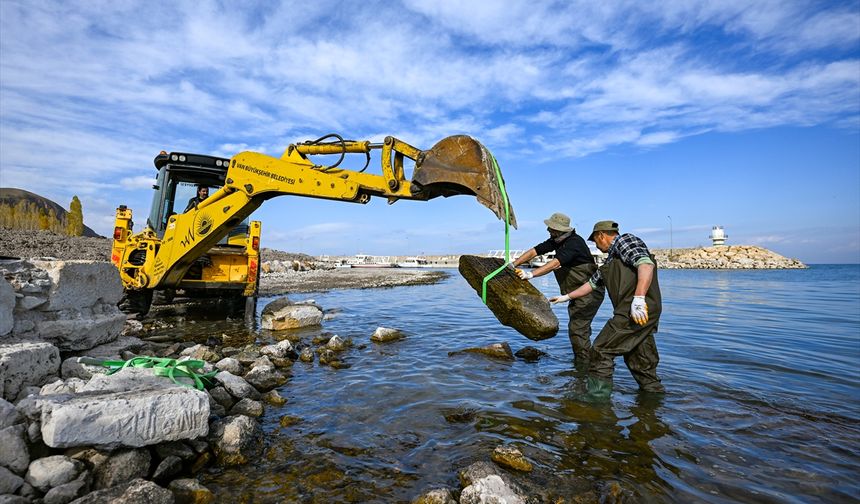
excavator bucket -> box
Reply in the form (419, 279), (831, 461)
(411, 135), (517, 228)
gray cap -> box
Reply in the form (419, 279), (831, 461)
(544, 212), (573, 233)
(587, 220), (619, 241)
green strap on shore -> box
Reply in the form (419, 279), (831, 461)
(481, 153), (512, 304)
(80, 356), (218, 390)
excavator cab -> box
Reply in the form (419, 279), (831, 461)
(147, 153), (248, 242)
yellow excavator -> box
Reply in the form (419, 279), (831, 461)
(110, 134), (516, 319)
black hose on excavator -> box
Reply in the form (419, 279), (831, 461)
(301, 133), (371, 173)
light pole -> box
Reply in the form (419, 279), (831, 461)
(667, 215), (673, 260)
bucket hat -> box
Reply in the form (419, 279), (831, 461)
(544, 212), (573, 233)
(588, 220), (619, 241)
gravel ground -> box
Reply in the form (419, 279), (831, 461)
(0, 228), (112, 261)
(0, 228), (449, 292)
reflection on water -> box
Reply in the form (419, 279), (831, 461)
(144, 265), (860, 503)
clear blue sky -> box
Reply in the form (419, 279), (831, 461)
(1, 1), (858, 263)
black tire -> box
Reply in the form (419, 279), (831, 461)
(118, 289), (153, 317)
(244, 295), (258, 325)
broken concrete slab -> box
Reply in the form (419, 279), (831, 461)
(458, 255), (558, 340)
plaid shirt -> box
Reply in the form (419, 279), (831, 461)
(589, 233), (653, 287)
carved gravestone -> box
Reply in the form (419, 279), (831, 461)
(459, 255), (558, 340)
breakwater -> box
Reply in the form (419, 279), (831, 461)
(652, 245), (806, 269)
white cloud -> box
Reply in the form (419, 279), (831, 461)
(120, 176), (157, 190)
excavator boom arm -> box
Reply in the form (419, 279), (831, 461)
(125, 135), (516, 290)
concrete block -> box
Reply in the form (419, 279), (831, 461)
(0, 342), (61, 401)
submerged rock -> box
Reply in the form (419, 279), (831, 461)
(169, 478), (216, 504)
(491, 445), (533, 472)
(208, 415), (263, 466)
(370, 327), (404, 343)
(448, 342), (515, 361)
(514, 346), (547, 362)
(411, 487), (457, 504)
(458, 255), (558, 340)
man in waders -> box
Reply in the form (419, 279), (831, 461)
(512, 212), (605, 364)
(549, 220), (665, 401)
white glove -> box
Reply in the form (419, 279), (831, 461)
(549, 294), (570, 304)
(515, 269), (533, 280)
(630, 296), (648, 325)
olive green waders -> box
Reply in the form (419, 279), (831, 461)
(554, 262), (605, 361)
(586, 255), (664, 400)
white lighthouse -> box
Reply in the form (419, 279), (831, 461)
(709, 226), (728, 246)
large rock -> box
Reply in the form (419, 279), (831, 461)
(460, 475), (525, 504)
(30, 260), (123, 311)
(0, 279), (13, 336)
(0, 342), (61, 401)
(19, 368), (209, 449)
(214, 371), (261, 400)
(0, 424), (29, 474)
(458, 255), (558, 340)
(68, 478), (173, 504)
(261, 298), (323, 330)
(25, 455), (85, 493)
(0, 466), (24, 495)
(208, 415), (263, 466)
(168, 478), (215, 504)
(92, 449), (151, 490)
(0, 398), (22, 428)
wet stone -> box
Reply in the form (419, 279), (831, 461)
(299, 347), (314, 363)
(155, 441), (196, 461)
(152, 455), (183, 481)
(262, 389), (287, 406)
(279, 415), (301, 427)
(412, 487), (458, 504)
(208, 386), (234, 409)
(458, 255), (559, 340)
(214, 357), (242, 375)
(449, 342), (515, 361)
(208, 415), (263, 466)
(168, 478), (215, 504)
(491, 444), (533, 472)
(514, 346), (547, 362)
(229, 398), (264, 418)
(370, 327), (404, 343)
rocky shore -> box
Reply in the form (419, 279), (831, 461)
(0, 257), (589, 503)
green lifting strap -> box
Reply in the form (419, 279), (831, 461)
(79, 356), (219, 391)
(481, 153), (512, 304)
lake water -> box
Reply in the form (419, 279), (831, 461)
(188, 265), (860, 503)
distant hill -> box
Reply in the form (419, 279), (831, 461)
(0, 188), (100, 237)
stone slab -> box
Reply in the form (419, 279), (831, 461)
(30, 260), (123, 310)
(21, 369), (209, 449)
(458, 255), (558, 340)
